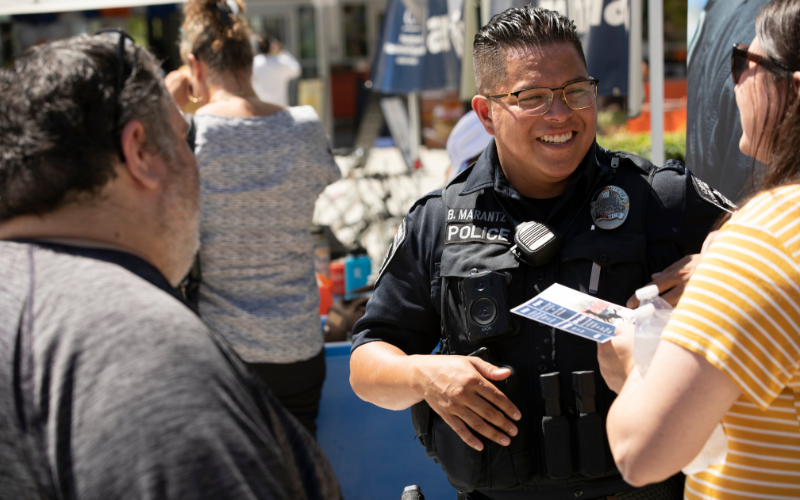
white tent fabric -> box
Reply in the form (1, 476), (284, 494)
(0, 0), (174, 16)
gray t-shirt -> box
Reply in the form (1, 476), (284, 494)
(0, 241), (341, 499)
(194, 107), (341, 364)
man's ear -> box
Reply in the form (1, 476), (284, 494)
(472, 95), (496, 136)
(120, 120), (161, 191)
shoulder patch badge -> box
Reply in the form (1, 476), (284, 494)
(691, 176), (738, 213)
(376, 216), (407, 284)
(590, 186), (630, 230)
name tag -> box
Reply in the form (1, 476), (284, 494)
(445, 223), (513, 245)
(446, 209), (508, 223)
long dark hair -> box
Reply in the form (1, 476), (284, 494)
(753, 0), (800, 190)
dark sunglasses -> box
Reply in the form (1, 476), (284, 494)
(94, 28), (137, 161)
(731, 43), (793, 85)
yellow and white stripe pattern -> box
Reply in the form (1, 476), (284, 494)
(663, 184), (800, 499)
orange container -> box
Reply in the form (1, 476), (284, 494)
(317, 274), (333, 315)
(330, 261), (345, 296)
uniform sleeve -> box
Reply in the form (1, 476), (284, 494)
(351, 193), (444, 356)
(662, 221), (800, 409)
(645, 161), (733, 275)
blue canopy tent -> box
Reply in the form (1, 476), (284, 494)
(371, 0), (464, 94)
(365, 0), (465, 168)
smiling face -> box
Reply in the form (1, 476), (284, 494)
(472, 43), (597, 199)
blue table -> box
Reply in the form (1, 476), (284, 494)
(317, 342), (453, 500)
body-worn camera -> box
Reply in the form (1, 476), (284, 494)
(459, 271), (515, 343)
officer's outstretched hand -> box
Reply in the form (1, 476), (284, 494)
(419, 356), (521, 451)
(625, 254), (702, 309)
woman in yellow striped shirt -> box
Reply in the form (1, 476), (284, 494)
(599, 0), (800, 498)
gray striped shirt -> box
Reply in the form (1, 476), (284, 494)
(194, 106), (340, 363)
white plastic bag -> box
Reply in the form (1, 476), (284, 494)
(631, 285), (729, 474)
(682, 423), (728, 475)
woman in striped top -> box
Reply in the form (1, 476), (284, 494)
(599, 0), (800, 497)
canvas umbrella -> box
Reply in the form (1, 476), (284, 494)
(371, 0), (465, 94)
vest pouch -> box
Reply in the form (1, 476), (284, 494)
(511, 449), (537, 485)
(541, 415), (573, 479)
(410, 400), (436, 458)
(409, 394), (487, 492)
(484, 440), (521, 490)
(575, 412), (606, 477)
(478, 358), (524, 490)
(431, 413), (485, 492)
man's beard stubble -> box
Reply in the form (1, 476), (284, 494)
(159, 164), (200, 287)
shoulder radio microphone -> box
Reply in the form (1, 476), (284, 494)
(510, 221), (563, 267)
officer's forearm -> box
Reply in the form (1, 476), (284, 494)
(350, 341), (429, 410)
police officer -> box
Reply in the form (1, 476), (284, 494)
(350, 7), (734, 500)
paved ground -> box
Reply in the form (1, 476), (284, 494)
(313, 146), (449, 274)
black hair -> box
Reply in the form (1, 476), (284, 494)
(473, 5), (586, 94)
(0, 33), (173, 222)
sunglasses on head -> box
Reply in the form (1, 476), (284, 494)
(731, 43), (793, 85)
(94, 28), (137, 161)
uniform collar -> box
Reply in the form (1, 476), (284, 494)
(459, 138), (602, 205)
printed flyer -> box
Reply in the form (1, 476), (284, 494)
(510, 284), (634, 343)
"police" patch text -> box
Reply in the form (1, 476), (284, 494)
(445, 223), (512, 245)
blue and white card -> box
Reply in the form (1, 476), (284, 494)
(511, 284), (634, 343)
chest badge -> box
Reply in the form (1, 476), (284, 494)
(590, 186), (630, 230)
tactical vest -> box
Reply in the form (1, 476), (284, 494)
(411, 152), (671, 498)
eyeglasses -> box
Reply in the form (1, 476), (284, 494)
(485, 78), (599, 116)
(94, 28), (137, 161)
(731, 43), (793, 85)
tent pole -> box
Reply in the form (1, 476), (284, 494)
(408, 92), (420, 165)
(314, 0), (333, 139)
(648, 0), (664, 165)
(627, 0), (643, 118)
(480, 0), (491, 27)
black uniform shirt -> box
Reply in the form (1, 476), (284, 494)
(352, 139), (733, 356)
